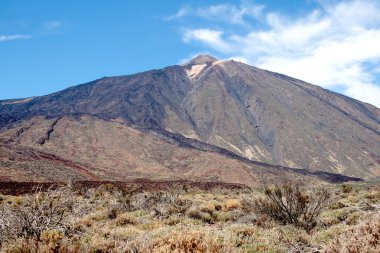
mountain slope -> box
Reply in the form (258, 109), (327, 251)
(1, 55), (379, 179)
(1, 115), (359, 184)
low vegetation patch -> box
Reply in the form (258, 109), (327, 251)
(324, 212), (380, 253)
(0, 181), (378, 252)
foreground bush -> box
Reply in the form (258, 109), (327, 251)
(0, 187), (74, 241)
(324, 212), (380, 253)
(256, 183), (330, 231)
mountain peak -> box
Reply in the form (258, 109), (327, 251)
(1, 54), (380, 182)
(183, 55), (218, 66)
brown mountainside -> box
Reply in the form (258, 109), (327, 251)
(0, 116), (358, 184)
(0, 55), (379, 182)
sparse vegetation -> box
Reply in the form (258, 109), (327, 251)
(324, 213), (380, 253)
(0, 186), (74, 241)
(255, 182), (330, 231)
(0, 181), (379, 253)
(341, 184), (353, 194)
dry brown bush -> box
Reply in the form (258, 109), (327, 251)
(0, 187), (74, 241)
(115, 190), (190, 218)
(256, 183), (330, 231)
(187, 207), (213, 223)
(0, 230), (84, 253)
(324, 212), (380, 253)
(224, 199), (241, 210)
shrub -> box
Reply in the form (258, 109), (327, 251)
(215, 212), (231, 222)
(112, 186), (141, 211)
(200, 202), (216, 213)
(0, 187), (74, 241)
(187, 208), (203, 220)
(341, 184), (353, 194)
(39, 230), (65, 252)
(224, 199), (241, 210)
(240, 197), (256, 212)
(324, 212), (380, 253)
(346, 212), (360, 225)
(115, 213), (137, 226)
(0, 232), (83, 253)
(256, 182), (330, 231)
(187, 207), (212, 223)
(115, 189), (189, 217)
(364, 191), (380, 203)
(146, 231), (229, 253)
(329, 201), (346, 210)
(346, 195), (360, 204)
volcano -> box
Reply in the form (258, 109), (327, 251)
(1, 55), (379, 184)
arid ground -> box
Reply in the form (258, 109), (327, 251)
(0, 180), (379, 253)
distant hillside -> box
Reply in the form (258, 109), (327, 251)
(1, 55), (379, 183)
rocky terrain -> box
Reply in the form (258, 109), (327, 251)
(0, 55), (379, 183)
(0, 115), (358, 185)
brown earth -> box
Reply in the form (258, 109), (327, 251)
(0, 116), (359, 185)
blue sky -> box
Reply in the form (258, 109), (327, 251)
(1, 0), (380, 107)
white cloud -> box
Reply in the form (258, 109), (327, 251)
(346, 83), (380, 105)
(0, 34), (31, 42)
(175, 0), (380, 107)
(183, 29), (232, 53)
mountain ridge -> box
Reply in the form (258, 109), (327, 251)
(1, 55), (379, 182)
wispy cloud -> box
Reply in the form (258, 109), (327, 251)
(166, 3), (264, 25)
(166, 5), (191, 20)
(43, 21), (62, 30)
(0, 20), (63, 42)
(172, 0), (380, 107)
(183, 29), (233, 53)
(0, 34), (31, 42)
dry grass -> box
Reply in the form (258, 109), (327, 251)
(146, 231), (230, 253)
(324, 212), (380, 253)
(0, 182), (379, 253)
(224, 199), (241, 210)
